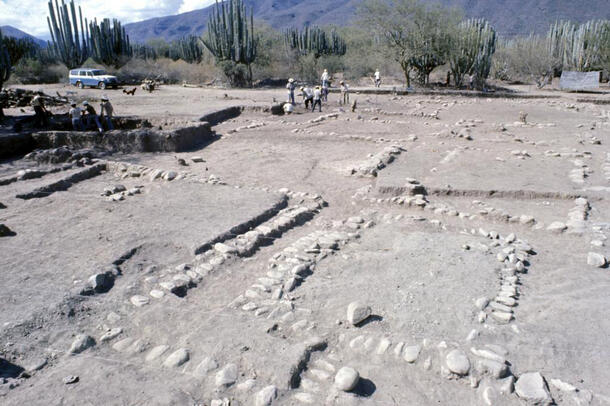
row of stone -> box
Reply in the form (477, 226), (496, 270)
(132, 202), (323, 305)
(348, 146), (404, 177)
(230, 220), (366, 324)
(479, 232), (533, 325)
(64, 323), (282, 406)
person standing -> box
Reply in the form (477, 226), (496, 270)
(321, 82), (329, 102)
(69, 102), (83, 131)
(82, 101), (103, 133)
(100, 96), (114, 131)
(374, 69), (381, 88)
(312, 86), (322, 113)
(31, 91), (49, 128)
(340, 81), (349, 105)
(286, 78), (296, 105)
(321, 69), (329, 88)
(300, 86), (314, 109)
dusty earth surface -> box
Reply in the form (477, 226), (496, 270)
(1, 82), (610, 406)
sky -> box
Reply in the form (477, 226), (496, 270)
(0, 0), (215, 38)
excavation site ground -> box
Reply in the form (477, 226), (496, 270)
(1, 84), (609, 406)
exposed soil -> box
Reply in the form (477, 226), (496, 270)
(0, 83), (609, 406)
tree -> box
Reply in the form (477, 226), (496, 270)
(201, 0), (257, 87)
(47, 0), (90, 69)
(492, 36), (557, 87)
(358, 0), (460, 87)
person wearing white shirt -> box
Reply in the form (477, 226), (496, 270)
(374, 69), (381, 87)
(312, 86), (322, 112)
(69, 103), (83, 131)
(321, 69), (329, 88)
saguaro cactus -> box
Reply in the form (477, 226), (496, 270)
(89, 18), (133, 68)
(449, 19), (496, 89)
(169, 36), (203, 64)
(0, 29), (12, 118)
(284, 26), (347, 59)
(201, 0), (257, 86)
(47, 0), (90, 69)
(548, 20), (609, 72)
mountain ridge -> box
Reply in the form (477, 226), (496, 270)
(0, 25), (47, 47)
(124, 0), (610, 43)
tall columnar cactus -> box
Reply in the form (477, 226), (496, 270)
(47, 0), (90, 69)
(202, 0), (257, 86)
(89, 18), (133, 68)
(548, 19), (609, 72)
(449, 19), (496, 88)
(0, 29), (12, 118)
(284, 26), (347, 59)
(169, 36), (204, 64)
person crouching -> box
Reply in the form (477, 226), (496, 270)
(82, 101), (103, 133)
(300, 86), (313, 109)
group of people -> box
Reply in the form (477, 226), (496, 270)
(68, 97), (114, 133)
(286, 68), (367, 113)
(30, 92), (114, 133)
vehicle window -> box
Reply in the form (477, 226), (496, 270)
(92, 70), (106, 76)
(86, 71), (93, 77)
(78, 71), (85, 76)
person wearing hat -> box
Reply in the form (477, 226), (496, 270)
(321, 69), (329, 88)
(82, 100), (103, 133)
(69, 102), (83, 131)
(312, 86), (322, 113)
(31, 91), (49, 128)
(286, 78), (296, 105)
(340, 81), (350, 105)
(100, 96), (114, 131)
(300, 86), (314, 109)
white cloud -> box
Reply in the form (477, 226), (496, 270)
(178, 0), (213, 14)
(0, 0), (214, 38)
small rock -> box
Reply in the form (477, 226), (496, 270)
(546, 222), (567, 233)
(403, 345), (421, 363)
(191, 156), (205, 163)
(145, 345), (169, 361)
(100, 327), (122, 342)
(519, 215), (535, 225)
(163, 348), (190, 368)
(334, 366), (359, 391)
(130, 295), (149, 307)
(346, 302), (371, 325)
(0, 224), (16, 237)
(194, 357), (219, 377)
(255, 385), (278, 406)
(446, 349), (470, 375)
(215, 363), (238, 387)
(163, 171), (177, 181)
(587, 252), (607, 268)
(68, 334), (95, 354)
(515, 372), (551, 405)
(88, 272), (113, 293)
(475, 297), (489, 310)
(63, 375), (79, 384)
